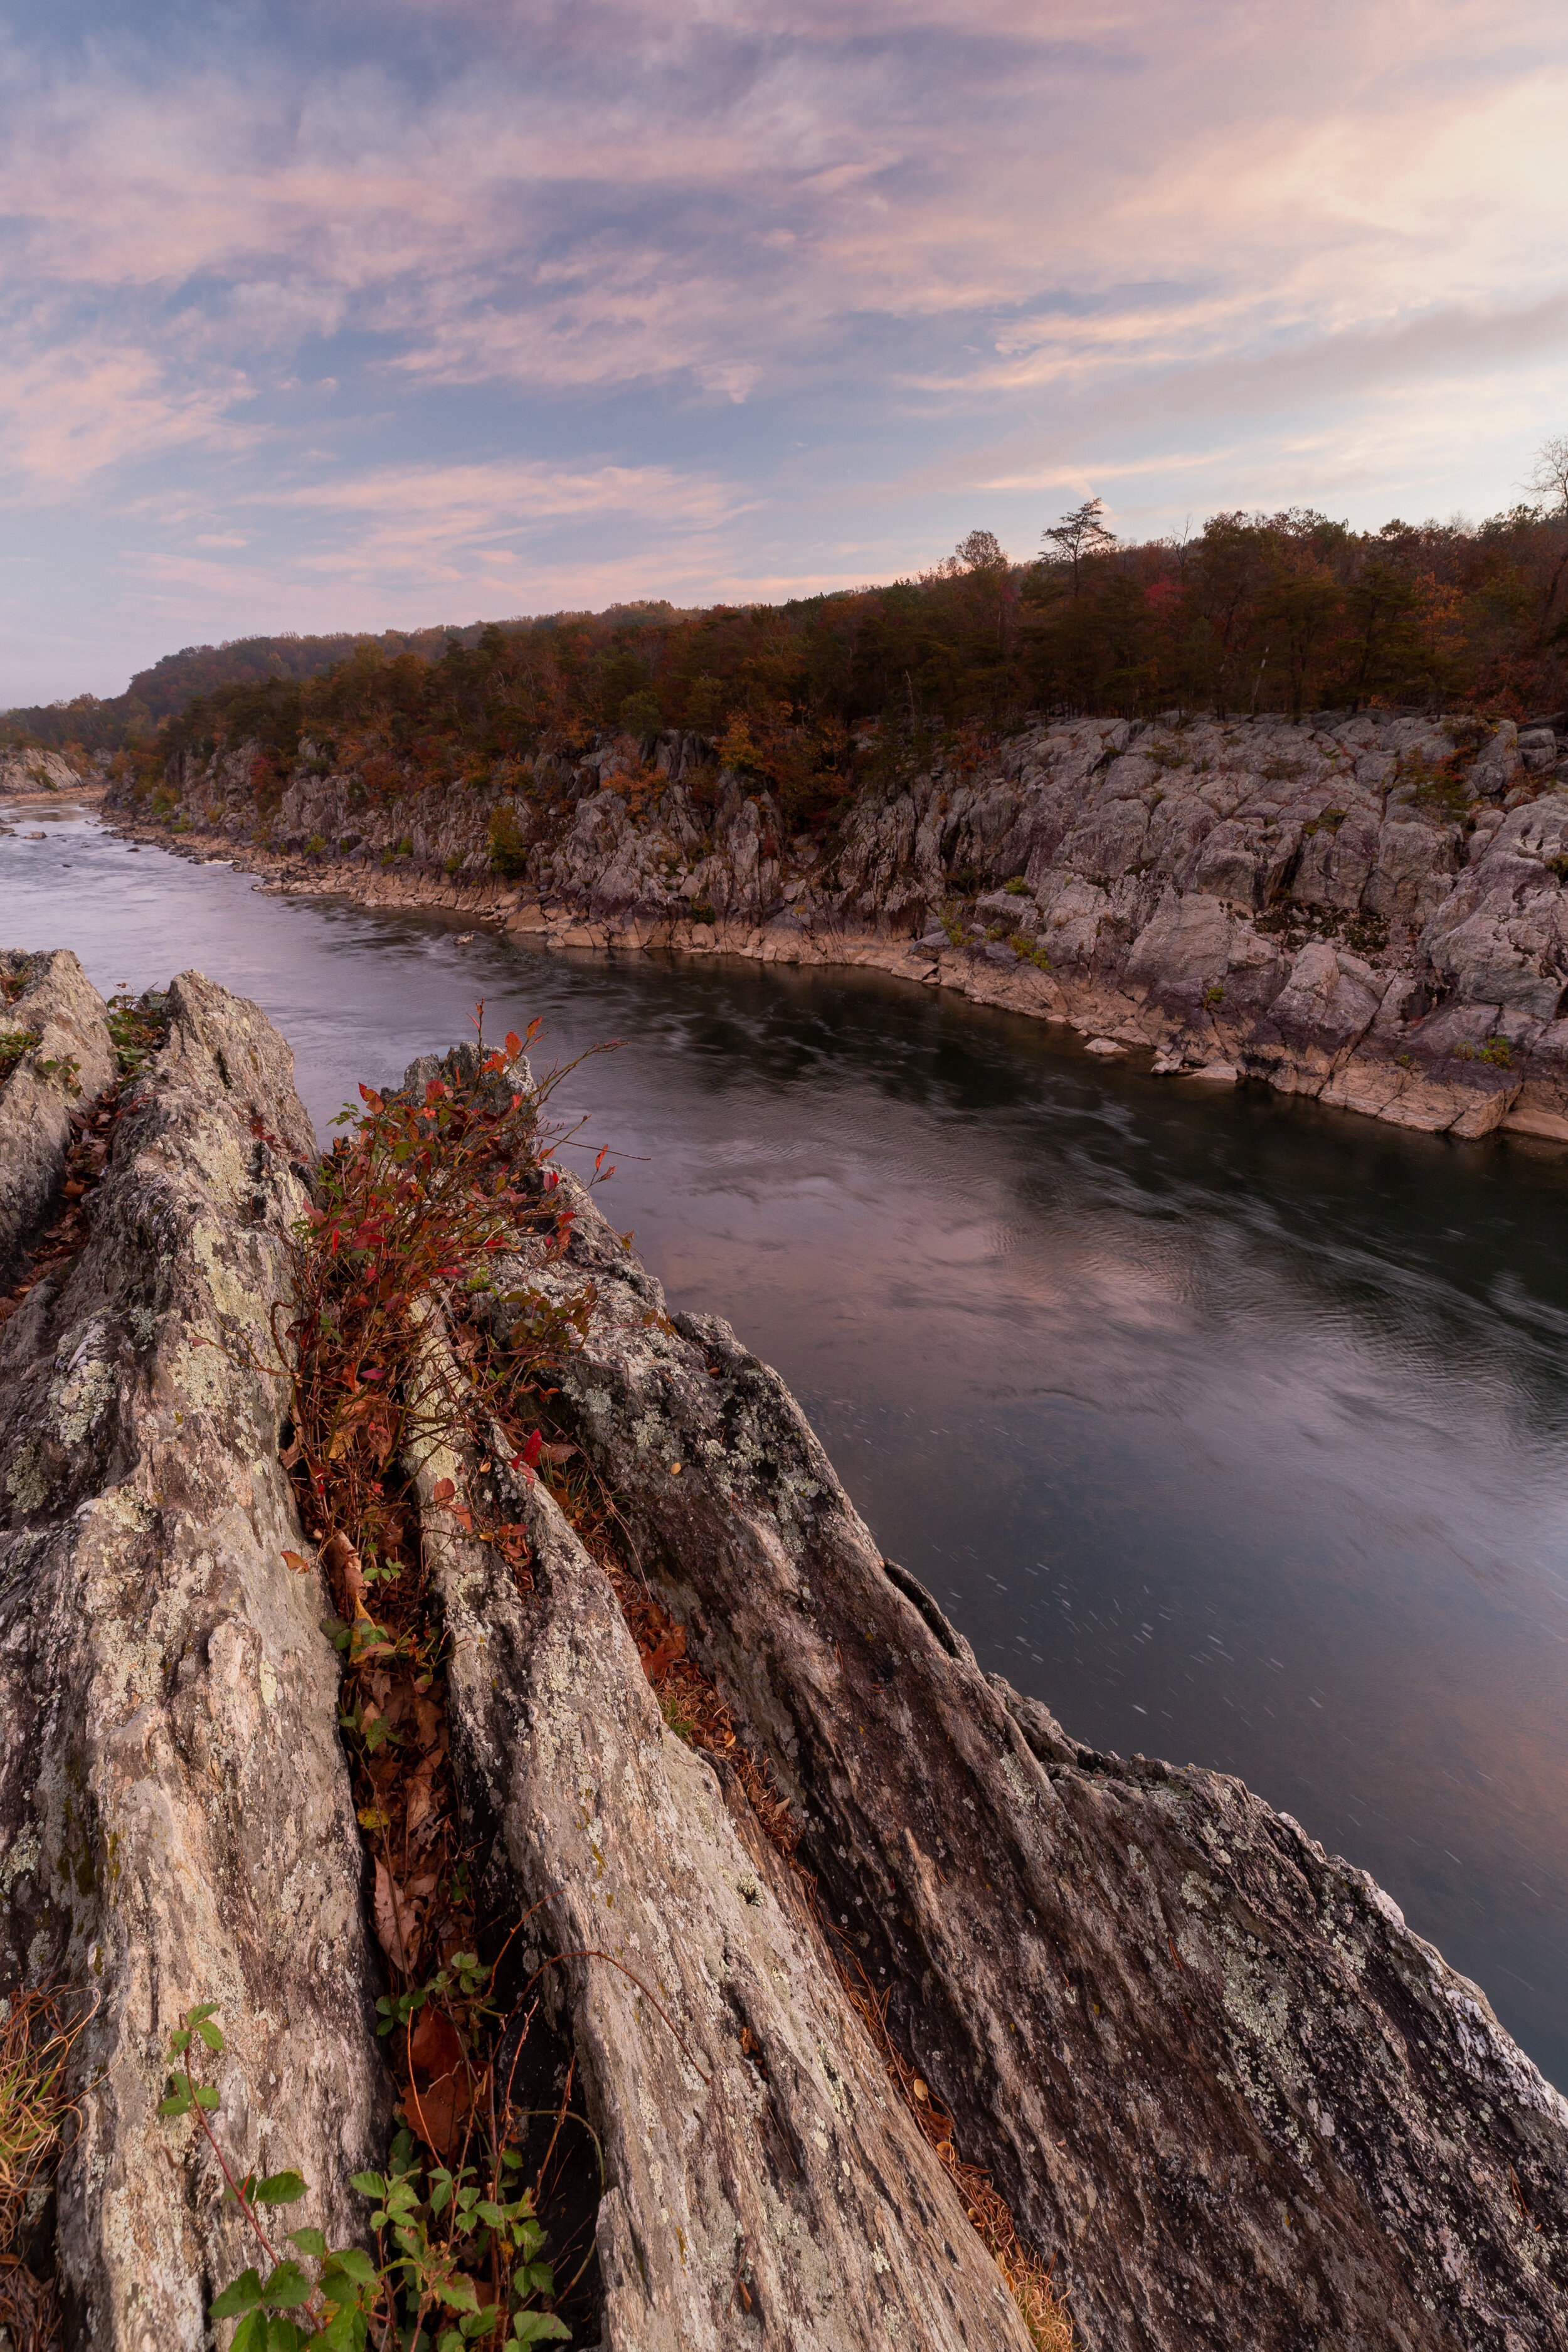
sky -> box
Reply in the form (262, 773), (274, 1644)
(3, 0), (1567, 706)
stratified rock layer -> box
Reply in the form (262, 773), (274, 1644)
(507, 1177), (1568, 2352)
(0, 970), (388, 2349)
(410, 1389), (1034, 2352)
(114, 706), (1568, 1144)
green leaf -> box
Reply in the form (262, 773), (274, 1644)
(438, 2274), (480, 2313)
(209, 2267), (266, 2319)
(438, 2332), (464, 2352)
(260, 2258), (313, 2307)
(475, 2202), (507, 2228)
(195, 2019), (225, 2052)
(169, 2030), (192, 2053)
(287, 2227), (327, 2258)
(255, 2169), (309, 2206)
(194, 2084), (221, 2109)
(517, 2263), (553, 2299)
(460, 2314), (501, 2341)
(511, 2316), (571, 2346)
(313, 2304), (369, 2352)
(265, 2322), (309, 2352)
(349, 2170), (386, 2198)
(321, 2247), (376, 2291)
(158, 2090), (191, 2118)
(188, 2002), (222, 2023)
(229, 2312), (270, 2352)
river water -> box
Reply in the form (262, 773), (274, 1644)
(8, 805), (1568, 2085)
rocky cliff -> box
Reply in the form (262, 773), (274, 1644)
(112, 706), (1568, 1145)
(2, 963), (1565, 2349)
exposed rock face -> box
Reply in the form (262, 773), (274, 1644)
(0, 750), (82, 797)
(0, 970), (388, 2348)
(508, 1177), (1568, 2352)
(412, 1385), (1035, 2352)
(6, 972), (1565, 2349)
(114, 707), (1568, 1145)
(0, 950), (117, 1273)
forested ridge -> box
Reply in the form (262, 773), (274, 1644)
(17, 493), (1568, 833)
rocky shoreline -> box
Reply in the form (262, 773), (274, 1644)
(2, 953), (1566, 2349)
(105, 703), (1568, 1146)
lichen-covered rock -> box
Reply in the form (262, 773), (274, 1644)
(111, 705), (1568, 1144)
(0, 970), (388, 2349)
(0, 950), (117, 1273)
(519, 1182), (1568, 2352)
(411, 1402), (1034, 2352)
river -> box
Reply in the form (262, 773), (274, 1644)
(7, 802), (1568, 2085)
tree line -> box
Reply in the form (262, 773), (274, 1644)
(25, 462), (1568, 834)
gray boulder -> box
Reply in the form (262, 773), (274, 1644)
(1243, 941), (1382, 1092)
(0, 950), (117, 1275)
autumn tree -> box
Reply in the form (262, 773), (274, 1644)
(1039, 499), (1118, 596)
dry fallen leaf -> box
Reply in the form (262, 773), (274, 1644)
(640, 1623), (687, 1684)
(373, 1859), (421, 1972)
(404, 1759), (440, 1847)
(408, 2006), (465, 2077)
(321, 1528), (369, 1617)
(405, 2065), (485, 2159)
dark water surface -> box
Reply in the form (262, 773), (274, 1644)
(8, 808), (1568, 2083)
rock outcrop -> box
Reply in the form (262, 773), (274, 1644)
(504, 1175), (1568, 2352)
(111, 707), (1568, 1145)
(0, 950), (117, 1274)
(413, 1383), (1036, 2352)
(0, 971), (388, 2347)
(0, 751), (82, 798)
(5, 970), (1565, 2350)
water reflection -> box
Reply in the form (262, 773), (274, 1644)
(6, 810), (1567, 2082)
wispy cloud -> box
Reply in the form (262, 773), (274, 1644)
(1, 0), (1566, 699)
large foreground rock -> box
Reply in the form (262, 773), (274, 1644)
(514, 1179), (1568, 2352)
(414, 1397), (1034, 2352)
(0, 971), (388, 2348)
(4, 975), (1566, 2351)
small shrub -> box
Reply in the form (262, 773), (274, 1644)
(688, 901), (716, 926)
(159, 2003), (569, 2350)
(0, 1027), (41, 1084)
(1003, 876), (1029, 896)
(1202, 982), (1225, 1008)
(1456, 1036), (1513, 1069)
(443, 852), (463, 877)
(304, 834), (327, 857)
(396, 835), (414, 859)
(489, 806), (529, 879)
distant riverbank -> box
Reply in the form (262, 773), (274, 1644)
(109, 703), (1568, 1147)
